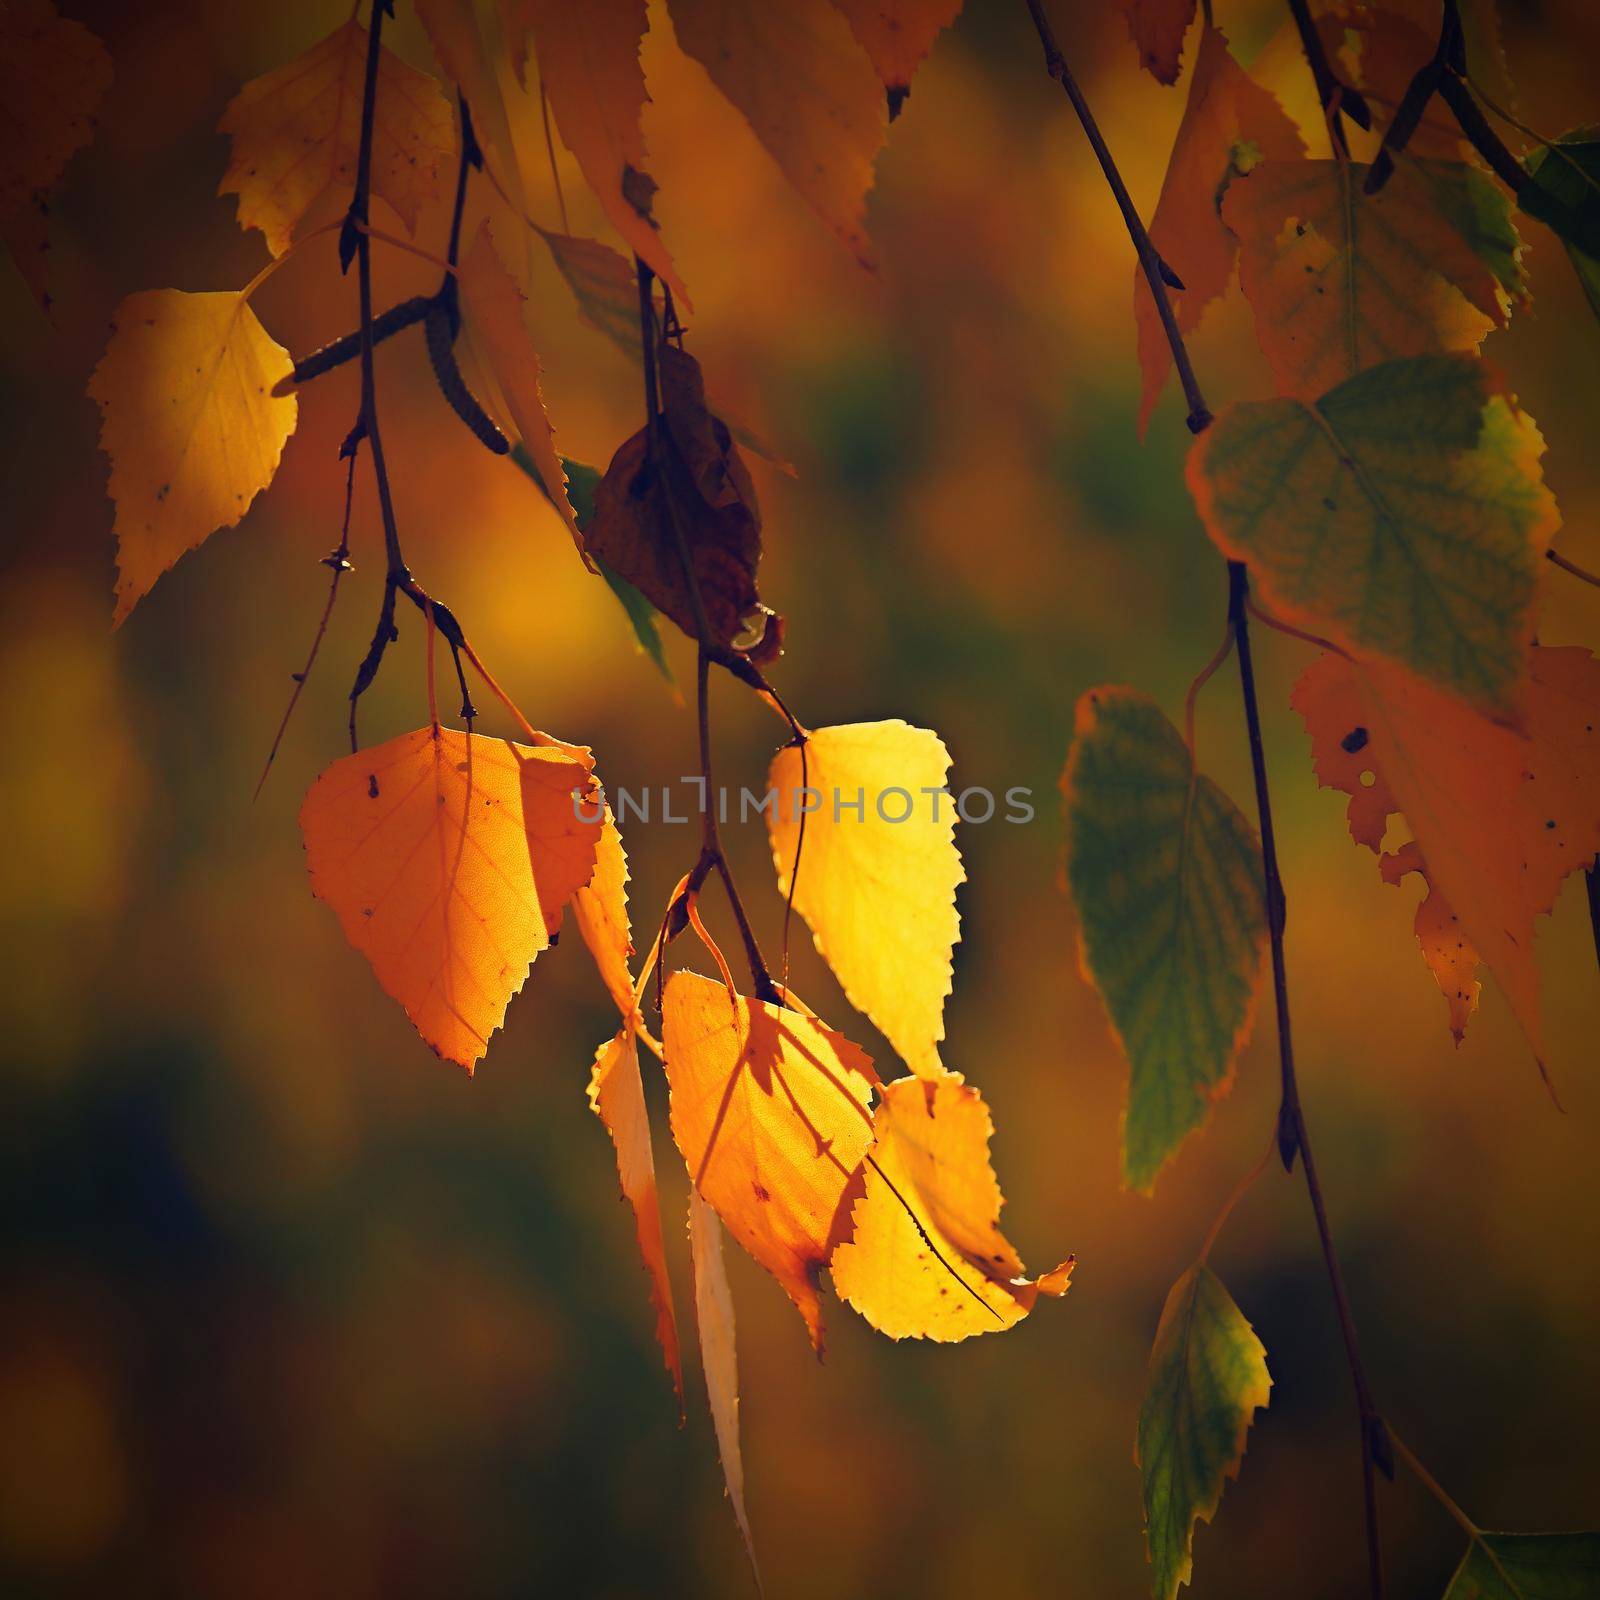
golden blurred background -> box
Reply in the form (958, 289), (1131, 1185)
(2, 1), (1598, 1595)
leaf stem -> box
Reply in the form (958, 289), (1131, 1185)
(1022, 6), (1389, 1592)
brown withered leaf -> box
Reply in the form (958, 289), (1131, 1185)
(586, 346), (781, 662)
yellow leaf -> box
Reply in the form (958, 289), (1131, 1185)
(218, 18), (453, 257)
(571, 806), (635, 1019)
(507, 0), (690, 303)
(456, 219), (581, 545)
(88, 290), (297, 625)
(589, 1026), (682, 1401)
(298, 726), (603, 1071)
(830, 1067), (1073, 1341)
(687, 1188), (758, 1581)
(668, 0), (886, 269)
(829, 0), (962, 102)
(1293, 646), (1600, 1069)
(0, 0), (112, 311)
(1117, 0), (1197, 85)
(768, 722), (963, 1080)
(662, 970), (877, 1351)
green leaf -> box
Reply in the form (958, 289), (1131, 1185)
(513, 446), (674, 684)
(1523, 129), (1600, 322)
(1062, 688), (1267, 1192)
(1187, 354), (1558, 716)
(1443, 1531), (1600, 1599)
(1137, 1263), (1271, 1600)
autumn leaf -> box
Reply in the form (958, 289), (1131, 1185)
(1136, 26), (1304, 432)
(661, 970), (878, 1351)
(217, 18), (453, 258)
(571, 806), (636, 1019)
(456, 220), (580, 546)
(1118, 0), (1196, 86)
(587, 345), (782, 661)
(1223, 158), (1524, 401)
(668, 0), (887, 269)
(687, 1188), (758, 1580)
(768, 721), (963, 1082)
(0, 0), (112, 312)
(589, 1026), (682, 1400)
(1442, 1531), (1600, 1599)
(828, 0), (962, 113)
(1524, 129), (1600, 323)
(1293, 646), (1600, 1068)
(1337, 7), (1469, 163)
(507, 0), (689, 304)
(1062, 688), (1266, 1193)
(1187, 353), (1558, 715)
(829, 1067), (1072, 1341)
(298, 726), (603, 1071)
(1138, 1263), (1270, 1600)
(88, 290), (297, 625)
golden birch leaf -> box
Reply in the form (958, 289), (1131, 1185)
(828, 0), (963, 109)
(88, 289), (297, 625)
(589, 1026), (682, 1400)
(667, 0), (886, 269)
(505, 0), (689, 303)
(662, 970), (877, 1352)
(456, 219), (580, 544)
(217, 18), (453, 257)
(1118, 0), (1197, 85)
(768, 722), (963, 1081)
(298, 726), (603, 1071)
(571, 806), (635, 1019)
(830, 1067), (1073, 1341)
(687, 1188), (758, 1582)
(1293, 646), (1600, 1068)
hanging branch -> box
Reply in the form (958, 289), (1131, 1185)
(1284, 0), (1371, 157)
(1022, 4), (1392, 1594)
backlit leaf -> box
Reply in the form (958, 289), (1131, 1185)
(1136, 26), (1304, 432)
(1224, 158), (1525, 400)
(1187, 353), (1558, 715)
(1062, 688), (1266, 1192)
(1293, 646), (1600, 1067)
(88, 289), (297, 625)
(1523, 129), (1600, 323)
(217, 19), (453, 257)
(662, 970), (878, 1351)
(668, 0), (886, 269)
(828, 0), (962, 108)
(508, 0), (688, 303)
(298, 726), (603, 1071)
(1443, 1531), (1600, 1599)
(457, 220), (580, 545)
(830, 1067), (1073, 1341)
(1118, 0), (1196, 85)
(687, 1188), (758, 1580)
(1138, 1264), (1270, 1600)
(0, 0), (112, 311)
(572, 806), (635, 1019)
(589, 1026), (682, 1400)
(768, 721), (963, 1081)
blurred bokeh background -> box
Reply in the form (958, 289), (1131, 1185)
(3, 1), (1599, 1595)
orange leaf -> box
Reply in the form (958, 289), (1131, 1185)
(88, 290), (297, 625)
(668, 0), (886, 269)
(1118, 0), (1197, 85)
(589, 1026), (682, 1401)
(217, 19), (453, 258)
(662, 970), (878, 1352)
(830, 1068), (1073, 1341)
(1292, 646), (1600, 1067)
(1223, 158), (1525, 400)
(298, 726), (603, 1071)
(1135, 27), (1304, 432)
(571, 807), (636, 1019)
(687, 1188), (758, 1581)
(506, 0), (689, 305)
(828, 0), (962, 109)
(0, 0), (111, 312)
(456, 219), (582, 547)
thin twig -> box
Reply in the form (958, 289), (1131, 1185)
(1284, 0), (1371, 157)
(1548, 548), (1600, 589)
(1197, 1127), (1277, 1264)
(1023, 5), (1389, 1592)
